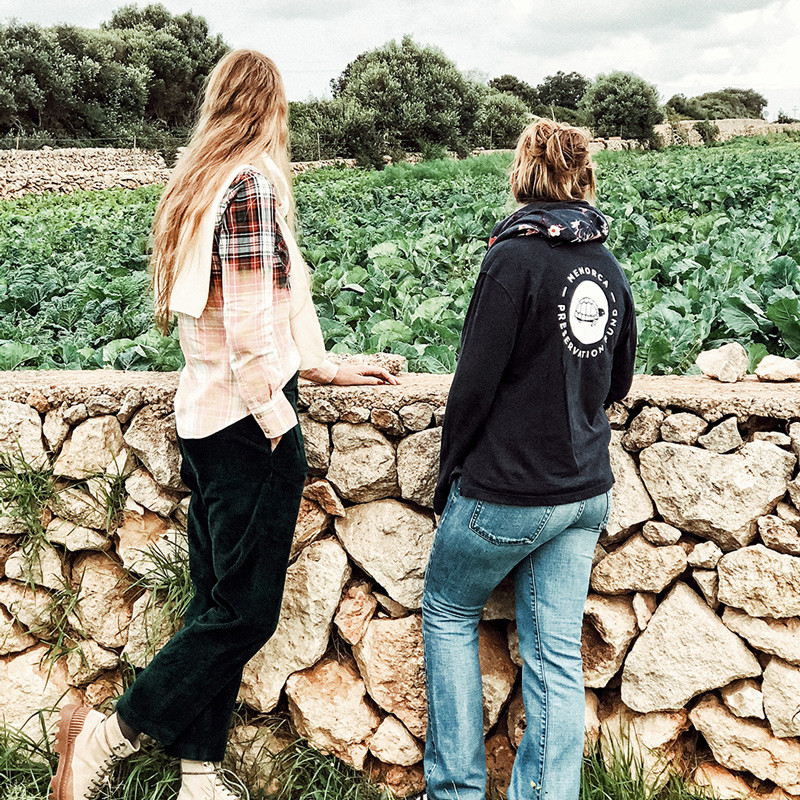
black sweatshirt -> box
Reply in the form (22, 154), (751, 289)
(433, 200), (637, 515)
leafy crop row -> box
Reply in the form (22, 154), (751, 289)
(1, 137), (798, 374)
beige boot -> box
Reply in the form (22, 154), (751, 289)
(177, 760), (248, 800)
(50, 705), (139, 800)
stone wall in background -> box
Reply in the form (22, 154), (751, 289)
(1, 366), (799, 798)
(0, 147), (358, 199)
(4, 118), (800, 199)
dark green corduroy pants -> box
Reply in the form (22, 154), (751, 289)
(115, 375), (307, 761)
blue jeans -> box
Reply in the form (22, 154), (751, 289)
(422, 481), (611, 800)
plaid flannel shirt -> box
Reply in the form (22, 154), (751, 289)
(174, 168), (337, 440)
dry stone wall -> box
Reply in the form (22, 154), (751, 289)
(1, 368), (800, 798)
(4, 118), (800, 199)
(0, 147), (358, 199)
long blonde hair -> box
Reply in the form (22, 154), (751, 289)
(152, 49), (293, 333)
(510, 118), (596, 205)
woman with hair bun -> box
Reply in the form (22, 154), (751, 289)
(422, 119), (637, 800)
(50, 49), (396, 800)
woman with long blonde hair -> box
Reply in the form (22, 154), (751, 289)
(50, 49), (396, 800)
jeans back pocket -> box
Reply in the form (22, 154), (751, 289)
(468, 500), (554, 546)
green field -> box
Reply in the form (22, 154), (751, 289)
(1, 136), (799, 374)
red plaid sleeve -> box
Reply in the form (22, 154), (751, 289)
(218, 169), (297, 439)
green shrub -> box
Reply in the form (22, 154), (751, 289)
(694, 120), (720, 145)
(582, 72), (663, 141)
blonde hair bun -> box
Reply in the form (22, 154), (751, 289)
(511, 118), (596, 204)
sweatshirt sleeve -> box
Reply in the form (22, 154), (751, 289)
(433, 269), (520, 514)
(605, 296), (637, 407)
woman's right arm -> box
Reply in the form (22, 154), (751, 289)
(433, 268), (520, 515)
(219, 170), (297, 449)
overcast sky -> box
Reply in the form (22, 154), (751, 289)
(4, 0), (799, 119)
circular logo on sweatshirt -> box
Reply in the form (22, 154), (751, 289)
(557, 267), (618, 358)
(569, 280), (609, 345)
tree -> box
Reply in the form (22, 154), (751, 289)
(488, 74), (539, 110)
(667, 88), (768, 120)
(102, 4), (229, 129)
(330, 36), (479, 155)
(472, 86), (531, 148)
(666, 93), (706, 119)
(0, 6), (228, 150)
(537, 71), (589, 110)
(582, 71), (663, 140)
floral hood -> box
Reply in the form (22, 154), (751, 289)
(488, 201), (610, 249)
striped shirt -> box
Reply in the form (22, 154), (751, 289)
(174, 168), (337, 440)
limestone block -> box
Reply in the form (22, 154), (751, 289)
(117, 389), (143, 424)
(399, 402), (435, 432)
(692, 762), (757, 800)
(371, 409), (404, 436)
(0, 580), (57, 632)
(86, 394), (121, 416)
(396, 427), (441, 508)
(621, 582), (761, 712)
(369, 715), (424, 766)
(352, 615), (427, 738)
(582, 594), (639, 687)
(123, 405), (184, 489)
(299, 413), (330, 472)
(116, 510), (180, 578)
(63, 404), (88, 425)
(692, 569), (719, 607)
(0, 645), (83, 736)
(717, 545), (800, 618)
(642, 521), (681, 546)
(696, 343), (747, 382)
(622, 406), (665, 450)
(632, 592), (657, 630)
(302, 479), (346, 516)
(755, 355), (800, 382)
(125, 468), (181, 516)
(334, 580), (378, 645)
(54, 415), (134, 479)
(698, 416), (743, 453)
(49, 487), (109, 531)
(0, 605), (36, 655)
(239, 539), (351, 713)
(327, 424), (399, 502)
(0, 400), (47, 469)
(122, 590), (180, 669)
(721, 678), (765, 720)
(762, 658), (800, 737)
(591, 534), (687, 594)
(478, 622), (518, 732)
(660, 413), (707, 445)
(688, 540), (723, 568)
(639, 442), (795, 550)
(600, 696), (690, 789)
(722, 607), (800, 664)
(335, 499), (434, 609)
(758, 515), (800, 556)
(43, 404), (70, 452)
(286, 655), (381, 769)
(604, 431), (654, 543)
(689, 694), (800, 794)
(46, 517), (109, 552)
(4, 541), (66, 591)
(290, 498), (331, 560)
(65, 640), (119, 686)
(71, 553), (135, 648)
